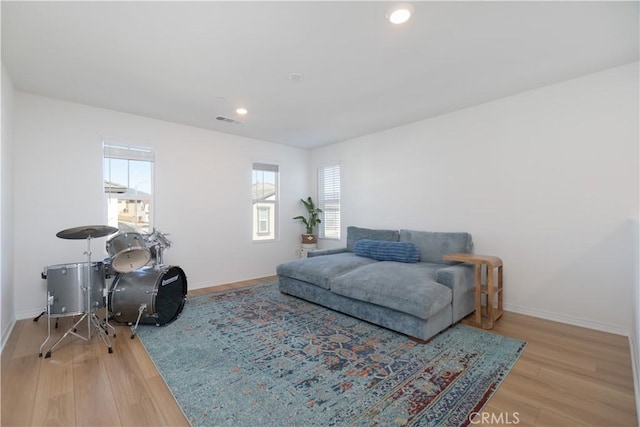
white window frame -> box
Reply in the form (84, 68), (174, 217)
(318, 163), (341, 240)
(103, 141), (155, 234)
(252, 162), (279, 242)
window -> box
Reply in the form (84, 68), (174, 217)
(318, 164), (341, 239)
(103, 142), (154, 234)
(257, 206), (271, 235)
(252, 163), (279, 241)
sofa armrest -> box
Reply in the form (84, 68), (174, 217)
(436, 263), (476, 322)
(436, 263), (475, 295)
(308, 247), (348, 257)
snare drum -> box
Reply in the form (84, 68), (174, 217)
(44, 262), (106, 317)
(109, 266), (187, 326)
(106, 232), (151, 273)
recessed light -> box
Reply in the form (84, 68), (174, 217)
(236, 108), (248, 115)
(388, 3), (414, 24)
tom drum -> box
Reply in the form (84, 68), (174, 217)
(106, 232), (151, 273)
(109, 266), (187, 326)
(44, 262), (106, 317)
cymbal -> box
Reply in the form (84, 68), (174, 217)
(56, 225), (119, 240)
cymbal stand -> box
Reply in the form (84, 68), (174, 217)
(42, 236), (113, 358)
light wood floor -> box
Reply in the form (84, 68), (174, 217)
(1, 276), (637, 426)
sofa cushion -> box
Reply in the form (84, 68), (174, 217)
(353, 239), (420, 263)
(400, 230), (473, 265)
(331, 262), (452, 319)
(346, 226), (399, 252)
(276, 252), (377, 290)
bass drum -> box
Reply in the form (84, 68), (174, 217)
(109, 266), (187, 326)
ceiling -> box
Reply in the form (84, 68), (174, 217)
(2, 1), (638, 149)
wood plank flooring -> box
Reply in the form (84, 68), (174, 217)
(2, 275), (637, 426)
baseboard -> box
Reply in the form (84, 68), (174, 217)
(504, 303), (630, 336)
(1, 314), (16, 354)
(15, 307), (46, 321)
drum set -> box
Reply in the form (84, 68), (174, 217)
(37, 225), (187, 358)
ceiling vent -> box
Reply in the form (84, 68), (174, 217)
(216, 115), (242, 125)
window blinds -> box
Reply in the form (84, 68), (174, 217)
(252, 163), (279, 173)
(318, 164), (341, 239)
(103, 143), (155, 162)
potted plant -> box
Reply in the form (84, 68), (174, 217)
(293, 196), (322, 244)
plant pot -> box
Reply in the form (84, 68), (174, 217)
(301, 234), (317, 244)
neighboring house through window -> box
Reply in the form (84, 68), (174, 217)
(103, 141), (154, 234)
(252, 163), (279, 241)
(257, 206), (271, 235)
(318, 164), (341, 239)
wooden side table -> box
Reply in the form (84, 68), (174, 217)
(300, 243), (318, 258)
(442, 253), (503, 329)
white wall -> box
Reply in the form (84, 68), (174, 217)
(13, 93), (309, 319)
(8, 63), (640, 335)
(1, 64), (16, 350)
(311, 62), (639, 334)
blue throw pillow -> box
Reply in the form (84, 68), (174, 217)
(353, 239), (420, 263)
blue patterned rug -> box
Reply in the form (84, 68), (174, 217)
(137, 282), (525, 426)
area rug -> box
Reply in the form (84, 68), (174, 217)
(137, 282), (526, 426)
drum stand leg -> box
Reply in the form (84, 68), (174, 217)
(44, 313), (87, 358)
(90, 312), (113, 353)
(44, 312), (113, 358)
(103, 288), (117, 338)
(44, 237), (114, 358)
(129, 304), (147, 339)
(39, 292), (54, 357)
(34, 309), (59, 328)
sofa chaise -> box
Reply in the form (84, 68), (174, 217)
(276, 226), (476, 341)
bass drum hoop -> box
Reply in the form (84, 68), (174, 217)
(110, 266), (187, 326)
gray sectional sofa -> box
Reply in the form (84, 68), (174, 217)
(277, 226), (476, 341)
